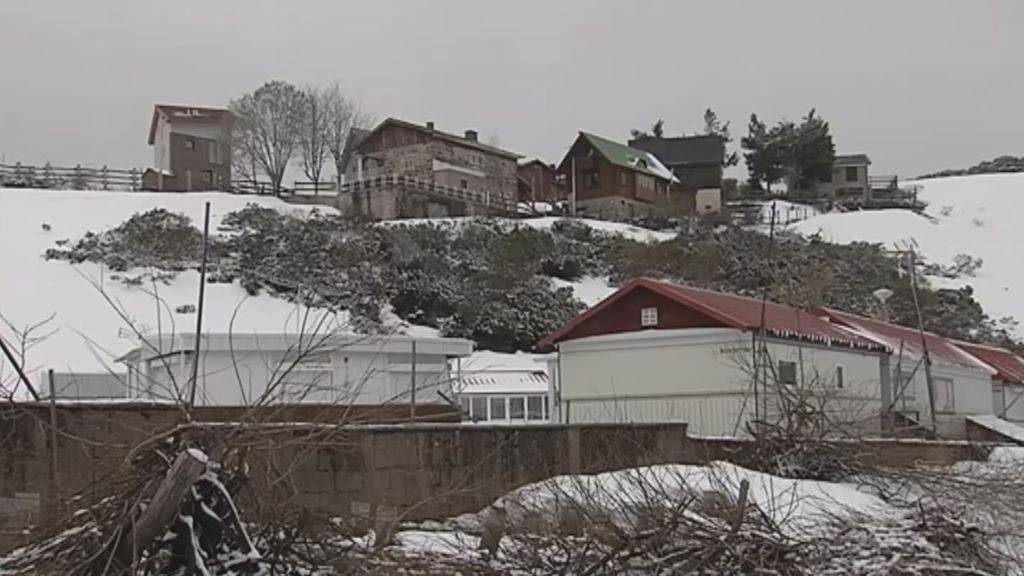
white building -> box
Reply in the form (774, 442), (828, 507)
(817, 308), (996, 438)
(540, 278), (890, 436)
(540, 277), (1015, 439)
(117, 332), (474, 406)
(454, 351), (551, 424)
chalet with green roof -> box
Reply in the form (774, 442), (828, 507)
(557, 132), (688, 220)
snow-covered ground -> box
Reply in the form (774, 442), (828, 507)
(793, 173), (1024, 336)
(0, 188), (341, 384)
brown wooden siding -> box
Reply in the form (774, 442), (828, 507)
(557, 287), (726, 342)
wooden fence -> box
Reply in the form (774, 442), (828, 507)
(0, 163), (142, 191)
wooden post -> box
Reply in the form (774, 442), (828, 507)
(114, 450), (207, 569)
(47, 369), (60, 514)
(187, 202), (211, 412)
(410, 340), (417, 420)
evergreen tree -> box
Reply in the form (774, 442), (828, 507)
(742, 114), (785, 191)
(703, 108), (739, 167)
(792, 108), (836, 197)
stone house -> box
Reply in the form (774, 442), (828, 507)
(339, 118), (521, 219)
(142, 104), (233, 192)
(557, 132), (680, 220)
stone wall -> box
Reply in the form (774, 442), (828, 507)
(0, 403), (1001, 553)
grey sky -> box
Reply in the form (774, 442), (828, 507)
(1, 0), (1021, 179)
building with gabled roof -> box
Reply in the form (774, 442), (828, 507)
(142, 104), (233, 192)
(557, 132), (686, 221)
(951, 340), (1024, 423)
(338, 118), (521, 219)
(814, 307), (996, 437)
(540, 278), (890, 436)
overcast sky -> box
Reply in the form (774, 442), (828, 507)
(1, 0), (1021, 178)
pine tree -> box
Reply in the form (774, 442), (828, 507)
(792, 108), (836, 197)
(704, 108), (739, 167)
(741, 114), (786, 191)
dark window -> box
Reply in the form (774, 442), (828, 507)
(185, 138), (196, 150)
(489, 397), (506, 420)
(202, 170), (213, 185)
(778, 361), (798, 386)
(845, 166), (858, 182)
(460, 179), (468, 189)
(836, 366), (844, 389)
(509, 397), (525, 419)
(208, 142), (223, 165)
(619, 171), (629, 187)
(583, 171), (599, 188)
(527, 396), (544, 420)
(471, 397), (488, 420)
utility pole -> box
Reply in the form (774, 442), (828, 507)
(187, 202), (211, 412)
(906, 247), (938, 433)
(410, 340), (417, 420)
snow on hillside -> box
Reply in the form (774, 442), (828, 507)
(792, 173), (1024, 335)
(383, 215), (678, 243)
(0, 188), (341, 383)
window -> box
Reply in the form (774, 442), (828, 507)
(934, 377), (955, 413)
(527, 396), (545, 421)
(489, 397), (506, 420)
(202, 170), (213, 185)
(636, 173), (656, 190)
(898, 371), (917, 401)
(640, 306), (658, 327)
(185, 138), (196, 150)
(836, 366), (844, 389)
(845, 166), (858, 182)
(778, 361), (797, 386)
(460, 179), (468, 189)
(509, 397), (525, 419)
(471, 397), (488, 421)
(208, 142), (223, 165)
(619, 172), (630, 187)
(460, 396), (470, 414)
(583, 171), (599, 188)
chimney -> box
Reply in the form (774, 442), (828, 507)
(464, 129), (478, 142)
(426, 121), (435, 131)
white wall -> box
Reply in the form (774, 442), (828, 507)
(130, 347), (455, 406)
(890, 359), (993, 437)
(994, 381), (1024, 424)
(695, 188), (722, 214)
(552, 328), (884, 436)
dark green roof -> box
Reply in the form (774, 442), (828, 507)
(579, 132), (675, 182)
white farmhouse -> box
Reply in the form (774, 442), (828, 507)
(118, 332), (474, 407)
(540, 278), (891, 436)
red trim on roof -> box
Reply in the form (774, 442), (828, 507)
(539, 278), (886, 351)
(953, 340), (1024, 384)
(813, 307), (988, 370)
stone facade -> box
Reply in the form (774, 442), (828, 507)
(341, 120), (518, 219)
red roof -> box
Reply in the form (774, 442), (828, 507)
(953, 341), (1024, 384)
(813, 307), (991, 371)
(540, 278), (886, 351)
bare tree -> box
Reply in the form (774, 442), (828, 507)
(229, 80), (305, 195)
(297, 86), (331, 194)
(322, 83), (371, 183)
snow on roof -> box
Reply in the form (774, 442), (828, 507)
(793, 173), (1024, 340)
(455, 350), (549, 395)
(0, 188), (336, 383)
(967, 414), (1024, 444)
(541, 278), (888, 351)
(815, 307), (995, 373)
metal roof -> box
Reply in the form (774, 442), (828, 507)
(457, 370), (549, 395)
(814, 308), (993, 372)
(148, 104), (232, 145)
(953, 340), (1024, 384)
(355, 117), (522, 159)
(834, 154), (872, 166)
(628, 135), (726, 167)
(540, 278), (887, 352)
(567, 133), (678, 183)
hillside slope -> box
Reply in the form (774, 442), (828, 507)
(793, 173), (1024, 336)
(0, 189), (344, 383)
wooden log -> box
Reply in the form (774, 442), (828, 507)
(113, 450), (208, 569)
